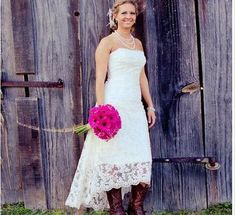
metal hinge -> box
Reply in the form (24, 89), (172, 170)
(153, 156), (220, 170)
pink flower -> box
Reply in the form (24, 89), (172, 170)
(74, 104), (121, 141)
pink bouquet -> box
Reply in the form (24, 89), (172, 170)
(74, 104), (121, 141)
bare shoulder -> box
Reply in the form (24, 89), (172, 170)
(96, 35), (113, 54)
(134, 38), (144, 51)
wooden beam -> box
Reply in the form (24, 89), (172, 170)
(16, 97), (47, 209)
(11, 0), (35, 74)
(26, 0), (82, 209)
(1, 0), (25, 204)
(144, 0), (206, 211)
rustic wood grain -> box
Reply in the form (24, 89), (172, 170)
(144, 0), (206, 211)
(197, 0), (232, 204)
(10, 0), (35, 74)
(1, 0), (24, 204)
(26, 0), (82, 209)
(15, 97), (47, 209)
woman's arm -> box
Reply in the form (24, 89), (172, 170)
(136, 39), (154, 108)
(140, 67), (157, 128)
(95, 38), (111, 105)
(139, 67), (154, 108)
(135, 39), (156, 127)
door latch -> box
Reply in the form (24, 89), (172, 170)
(1, 79), (64, 88)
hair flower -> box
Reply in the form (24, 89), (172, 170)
(106, 8), (115, 28)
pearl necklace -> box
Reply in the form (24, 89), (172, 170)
(114, 31), (136, 49)
(115, 30), (134, 44)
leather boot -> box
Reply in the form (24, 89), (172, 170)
(106, 188), (125, 215)
(127, 183), (150, 215)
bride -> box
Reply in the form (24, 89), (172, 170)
(65, 1), (157, 214)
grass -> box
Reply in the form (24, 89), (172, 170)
(152, 202), (232, 215)
(0, 202), (232, 215)
(0, 202), (65, 215)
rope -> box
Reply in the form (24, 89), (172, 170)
(1, 99), (86, 134)
(16, 120), (80, 133)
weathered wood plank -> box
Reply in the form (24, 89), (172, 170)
(197, 0), (232, 204)
(26, 0), (82, 209)
(80, 0), (113, 123)
(144, 0), (206, 211)
(1, 0), (25, 204)
(15, 97), (47, 209)
(11, 0), (35, 74)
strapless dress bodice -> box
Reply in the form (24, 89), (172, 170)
(104, 48), (146, 104)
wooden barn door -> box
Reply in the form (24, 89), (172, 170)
(144, 0), (232, 212)
(144, 0), (206, 211)
(1, 0), (82, 209)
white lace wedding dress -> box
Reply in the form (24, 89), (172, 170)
(65, 48), (152, 210)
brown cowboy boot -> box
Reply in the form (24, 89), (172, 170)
(127, 183), (150, 215)
(106, 188), (125, 215)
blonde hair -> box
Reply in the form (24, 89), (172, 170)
(110, 0), (139, 32)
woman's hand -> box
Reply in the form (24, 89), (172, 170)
(147, 110), (157, 128)
(95, 102), (103, 107)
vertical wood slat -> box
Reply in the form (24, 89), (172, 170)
(27, 0), (82, 209)
(16, 97), (47, 209)
(144, 0), (206, 211)
(11, 0), (35, 74)
(1, 0), (25, 204)
(197, 0), (232, 204)
(80, 0), (113, 123)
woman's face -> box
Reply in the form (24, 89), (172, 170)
(114, 3), (137, 30)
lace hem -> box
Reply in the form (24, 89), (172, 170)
(65, 161), (152, 210)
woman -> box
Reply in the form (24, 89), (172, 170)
(65, 0), (156, 214)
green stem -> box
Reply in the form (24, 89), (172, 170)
(74, 124), (91, 135)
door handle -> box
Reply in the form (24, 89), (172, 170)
(181, 82), (203, 95)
